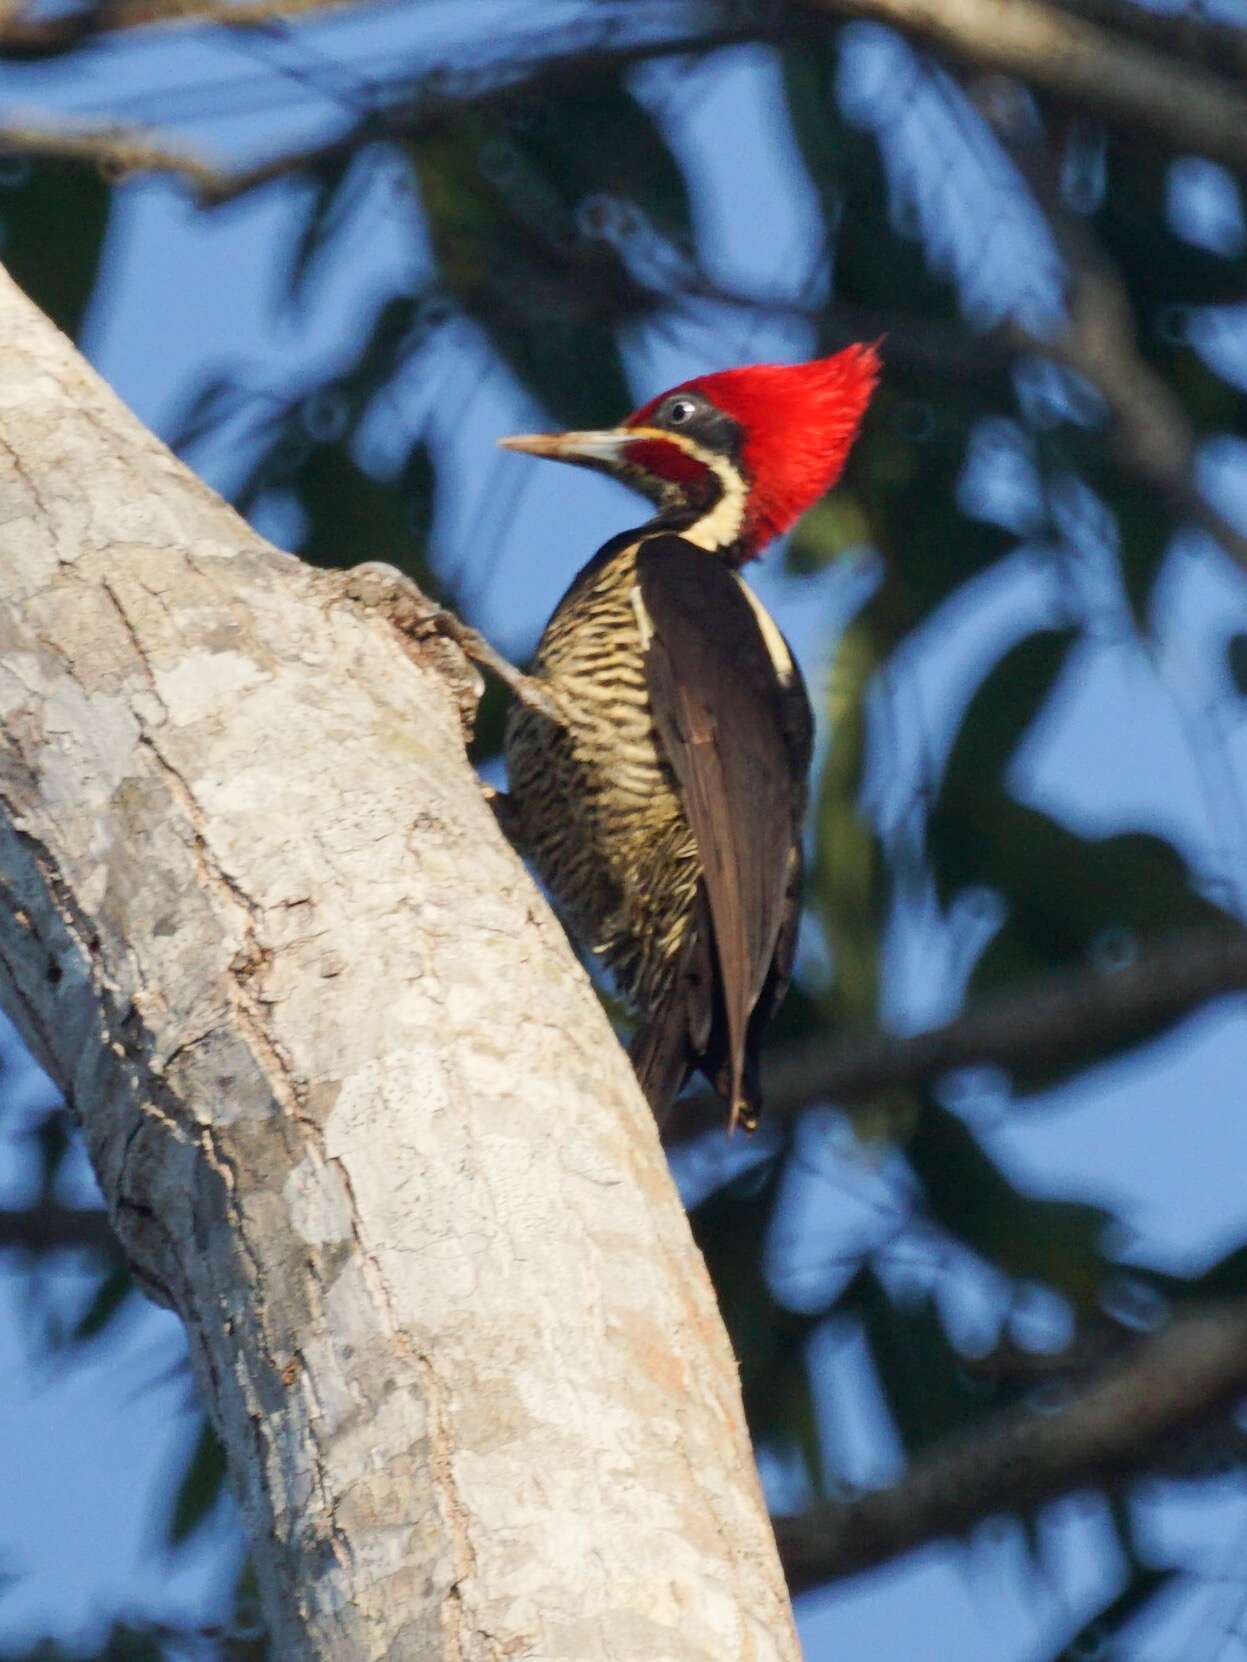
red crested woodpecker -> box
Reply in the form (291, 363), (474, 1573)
(500, 345), (880, 1131)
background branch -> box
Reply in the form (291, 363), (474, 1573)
(1047, 0), (1247, 78)
(8, 0), (1247, 214)
(0, 19), (767, 201)
(0, 0), (368, 58)
(776, 1299), (1247, 1591)
(666, 926), (1247, 1142)
(0, 122), (227, 193)
(798, 0), (1247, 180)
(978, 91), (1247, 572)
(0, 1205), (120, 1255)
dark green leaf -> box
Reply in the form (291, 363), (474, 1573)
(812, 615), (888, 1034)
(1227, 632), (1247, 696)
(688, 1151), (823, 1481)
(97, 1628), (165, 1662)
(930, 627), (1231, 1075)
(294, 439), (436, 587)
(1095, 141), (1247, 313)
(1046, 1567), (1178, 1662)
(406, 86), (652, 427)
(784, 31), (962, 326)
(942, 628), (1078, 802)
(909, 1102), (1115, 1310)
(0, 159), (111, 340)
(166, 375), (250, 457)
(847, 1269), (988, 1455)
(168, 1415), (228, 1546)
(72, 1262), (137, 1343)
(34, 1109), (71, 1198)
(0, 1625), (167, 1662)
(503, 72), (692, 246)
(286, 151), (363, 303)
(1184, 1240), (1247, 1302)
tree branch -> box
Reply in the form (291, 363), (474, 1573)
(0, 19), (766, 200)
(798, 0), (1247, 179)
(0, 122), (228, 193)
(976, 88), (1247, 573)
(1048, 0), (1247, 80)
(775, 1299), (1247, 1591)
(0, 262), (801, 1660)
(666, 926), (1247, 1142)
(7, 1), (1247, 204)
(0, 0), (370, 58)
(202, 19), (768, 204)
(0, 1204), (120, 1255)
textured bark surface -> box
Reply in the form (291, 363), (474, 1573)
(0, 266), (800, 1661)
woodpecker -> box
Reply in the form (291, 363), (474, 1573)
(500, 346), (880, 1132)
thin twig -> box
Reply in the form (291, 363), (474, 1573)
(199, 18), (767, 205)
(0, 18), (767, 203)
(0, 0), (372, 57)
(1047, 0), (1247, 79)
(979, 88), (1247, 573)
(0, 121), (228, 192)
(0, 1204), (120, 1254)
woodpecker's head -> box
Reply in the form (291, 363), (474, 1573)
(500, 343), (880, 563)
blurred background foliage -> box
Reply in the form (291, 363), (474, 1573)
(2, 0), (1247, 1657)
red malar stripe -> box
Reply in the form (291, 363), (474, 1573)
(623, 438), (713, 488)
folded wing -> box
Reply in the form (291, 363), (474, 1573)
(636, 535), (811, 1130)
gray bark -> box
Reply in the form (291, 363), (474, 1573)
(0, 265), (800, 1661)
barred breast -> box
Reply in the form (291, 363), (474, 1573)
(504, 536), (701, 1012)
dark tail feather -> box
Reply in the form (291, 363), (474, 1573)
(630, 910), (770, 1132)
(710, 1046), (762, 1135)
(631, 913), (715, 1128)
(631, 996), (765, 1135)
(629, 1007), (694, 1130)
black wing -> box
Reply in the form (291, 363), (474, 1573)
(636, 535), (811, 1130)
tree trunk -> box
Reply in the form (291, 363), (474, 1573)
(0, 266), (800, 1661)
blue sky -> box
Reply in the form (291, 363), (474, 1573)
(2, 3), (1247, 1656)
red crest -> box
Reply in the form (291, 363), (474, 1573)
(627, 342), (880, 556)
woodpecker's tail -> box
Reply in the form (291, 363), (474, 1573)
(629, 1009), (693, 1130)
(630, 919), (710, 1128)
(629, 914), (764, 1134)
(629, 1012), (764, 1133)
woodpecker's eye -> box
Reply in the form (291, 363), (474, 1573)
(666, 397), (697, 426)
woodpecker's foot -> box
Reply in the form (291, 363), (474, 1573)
(428, 609), (563, 725)
(330, 561), (439, 635)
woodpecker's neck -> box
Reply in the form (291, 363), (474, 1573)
(638, 435), (752, 562)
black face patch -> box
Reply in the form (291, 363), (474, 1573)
(650, 393), (744, 462)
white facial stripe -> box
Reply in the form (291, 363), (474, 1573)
(681, 460), (748, 551)
(731, 573), (794, 686)
(639, 428), (748, 551)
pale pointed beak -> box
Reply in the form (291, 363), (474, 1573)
(498, 428), (635, 464)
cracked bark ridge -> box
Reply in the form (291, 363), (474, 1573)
(0, 264), (800, 1661)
